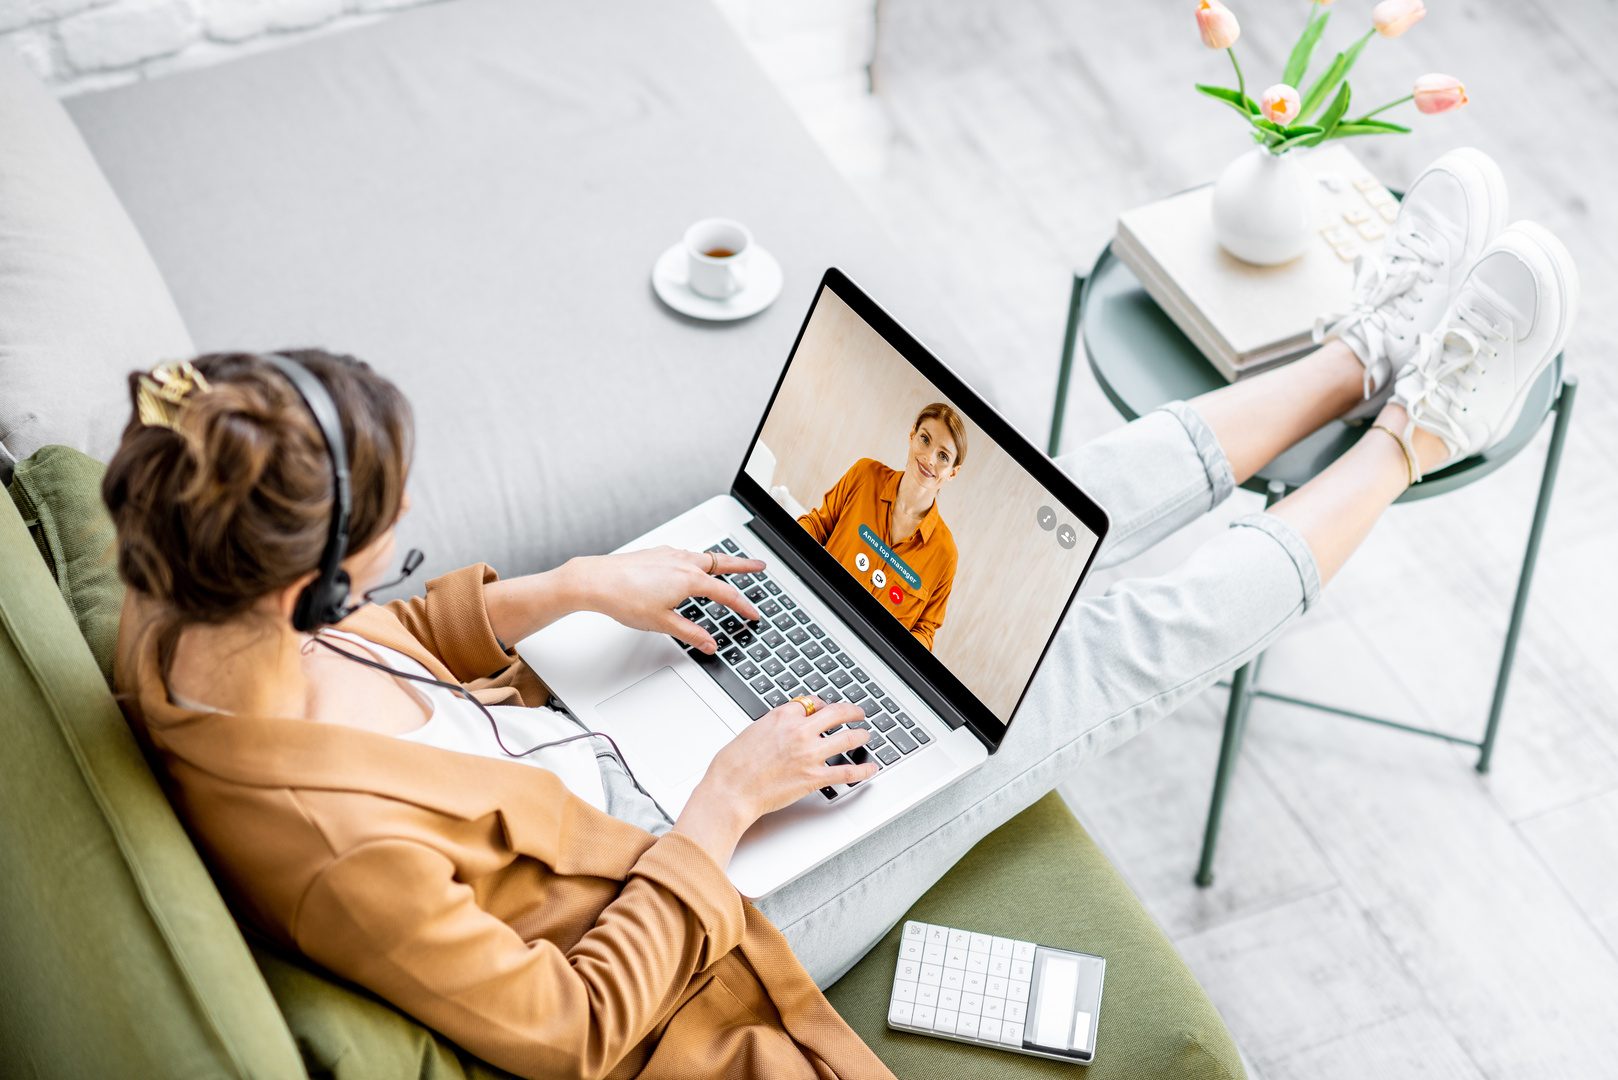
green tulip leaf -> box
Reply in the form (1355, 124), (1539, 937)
(1330, 119), (1413, 139)
(1302, 82), (1352, 146)
(1300, 30), (1371, 121)
(1282, 6), (1330, 88)
(1196, 82), (1259, 116)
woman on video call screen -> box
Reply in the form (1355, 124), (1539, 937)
(796, 403), (965, 650)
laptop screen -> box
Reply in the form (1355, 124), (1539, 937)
(738, 274), (1106, 736)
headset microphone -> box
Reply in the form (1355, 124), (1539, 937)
(359, 548), (425, 606)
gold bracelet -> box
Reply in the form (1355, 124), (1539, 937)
(1370, 423), (1416, 486)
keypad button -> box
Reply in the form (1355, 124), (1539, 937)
(919, 963), (942, 986)
(805, 672), (827, 691)
(922, 943), (945, 965)
(957, 1014), (980, 1038)
(851, 667), (868, 682)
(737, 661), (759, 680)
(989, 956), (1009, 977)
(762, 629), (785, 647)
(890, 1000), (914, 1025)
(939, 988), (961, 1011)
(900, 939), (923, 961)
(893, 979), (916, 1003)
(801, 641), (824, 659)
(828, 670), (851, 688)
(979, 1018), (1002, 1043)
(966, 951), (988, 974)
(916, 983), (938, 1006)
(822, 688), (843, 703)
(809, 624), (826, 639)
(764, 581), (782, 595)
(945, 947), (967, 969)
(913, 726), (932, 744)
(1012, 941), (1036, 962)
(815, 655), (838, 673)
(720, 539), (740, 554)
(1007, 979), (1030, 1003)
(960, 993), (982, 1015)
(838, 654), (856, 668)
(948, 929), (970, 949)
(983, 988), (1006, 1012)
(942, 969), (963, 991)
(903, 921), (925, 940)
(934, 1009), (958, 1034)
(1002, 1021), (1024, 1046)
(876, 745), (899, 765)
(780, 596), (797, 610)
(912, 1004), (935, 1029)
(890, 728), (918, 754)
(1005, 1000), (1027, 1023)
(764, 689), (787, 707)
(897, 712), (915, 728)
(969, 932), (992, 952)
(965, 971), (986, 993)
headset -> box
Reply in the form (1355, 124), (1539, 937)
(260, 353), (660, 810)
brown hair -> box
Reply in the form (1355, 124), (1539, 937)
(912, 402), (968, 469)
(103, 349), (413, 667)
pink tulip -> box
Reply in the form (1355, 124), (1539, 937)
(1372, 0), (1425, 38)
(1413, 73), (1468, 114)
(1196, 0), (1240, 50)
(1260, 84), (1301, 125)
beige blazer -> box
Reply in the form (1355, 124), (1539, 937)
(115, 564), (893, 1080)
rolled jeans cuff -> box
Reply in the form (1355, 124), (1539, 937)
(1230, 511), (1323, 615)
(1155, 400), (1235, 510)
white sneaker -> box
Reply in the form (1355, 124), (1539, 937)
(1389, 221), (1580, 480)
(1319, 147), (1508, 421)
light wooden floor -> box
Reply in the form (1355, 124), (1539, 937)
(794, 1), (1618, 1075)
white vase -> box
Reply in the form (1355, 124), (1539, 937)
(1211, 146), (1314, 266)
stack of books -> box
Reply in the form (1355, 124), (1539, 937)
(1113, 145), (1395, 381)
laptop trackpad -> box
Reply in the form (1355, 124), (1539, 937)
(596, 667), (734, 790)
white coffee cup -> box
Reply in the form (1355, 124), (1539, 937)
(683, 218), (751, 300)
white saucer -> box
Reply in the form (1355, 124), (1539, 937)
(652, 242), (783, 321)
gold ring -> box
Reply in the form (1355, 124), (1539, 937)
(791, 695), (817, 717)
(707, 551), (718, 575)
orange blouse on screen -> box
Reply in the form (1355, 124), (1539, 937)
(796, 458), (958, 650)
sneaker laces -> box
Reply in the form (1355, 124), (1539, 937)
(1398, 300), (1506, 475)
(1314, 227), (1443, 400)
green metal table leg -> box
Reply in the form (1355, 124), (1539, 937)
(1196, 659), (1256, 887)
(1048, 273), (1085, 457)
(1196, 480), (1289, 887)
(1477, 373), (1578, 774)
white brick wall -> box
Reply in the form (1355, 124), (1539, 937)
(0, 0), (879, 105)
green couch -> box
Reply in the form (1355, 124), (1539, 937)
(0, 449), (1245, 1077)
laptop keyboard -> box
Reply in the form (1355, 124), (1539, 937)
(676, 538), (934, 799)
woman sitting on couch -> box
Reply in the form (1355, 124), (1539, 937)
(107, 159), (1576, 1079)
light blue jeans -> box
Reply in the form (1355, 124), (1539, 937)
(752, 400), (1324, 988)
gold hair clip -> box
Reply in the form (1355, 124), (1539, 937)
(136, 360), (212, 431)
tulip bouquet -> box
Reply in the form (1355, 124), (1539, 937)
(1195, 0), (1467, 155)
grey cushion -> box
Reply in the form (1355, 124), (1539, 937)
(0, 47), (195, 465)
(62, 0), (983, 583)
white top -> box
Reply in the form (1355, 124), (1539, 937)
(320, 630), (609, 812)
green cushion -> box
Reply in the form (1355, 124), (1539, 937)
(7, 444), (121, 680)
(826, 793), (1245, 1080)
(0, 491), (305, 1077)
(253, 942), (519, 1080)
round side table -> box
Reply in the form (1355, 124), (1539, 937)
(1047, 243), (1579, 887)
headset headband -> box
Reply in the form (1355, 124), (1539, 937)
(261, 353), (353, 632)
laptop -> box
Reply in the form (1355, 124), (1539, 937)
(516, 268), (1109, 898)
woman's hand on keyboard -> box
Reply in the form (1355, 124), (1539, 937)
(674, 698), (878, 868)
(562, 545), (764, 653)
